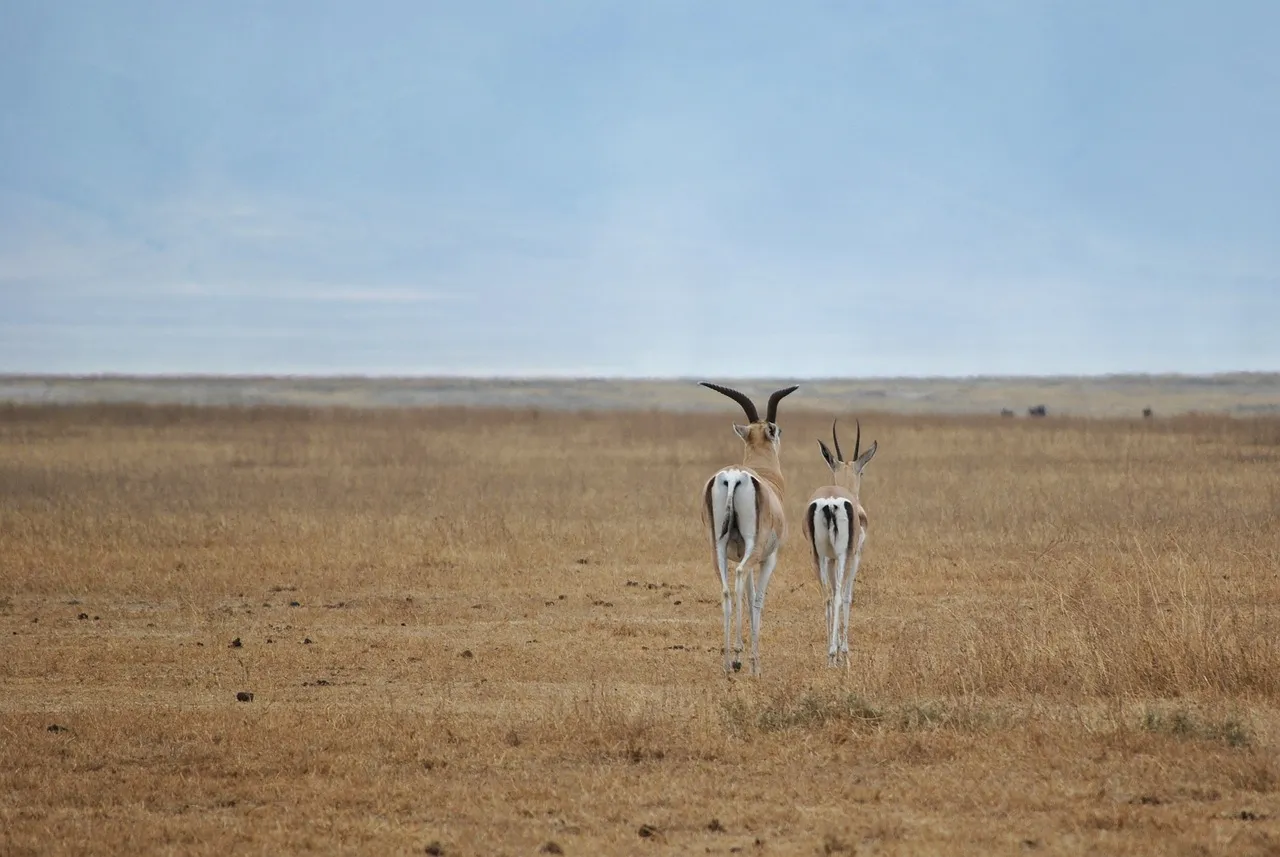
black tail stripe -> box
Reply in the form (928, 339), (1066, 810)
(749, 475), (763, 550)
(703, 479), (715, 538)
(843, 500), (855, 552)
(808, 502), (820, 566)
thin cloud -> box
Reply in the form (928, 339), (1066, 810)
(170, 283), (463, 303)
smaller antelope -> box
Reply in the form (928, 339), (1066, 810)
(803, 419), (878, 667)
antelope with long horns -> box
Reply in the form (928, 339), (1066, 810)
(803, 419), (878, 667)
(699, 381), (799, 677)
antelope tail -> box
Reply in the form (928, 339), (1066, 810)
(821, 504), (840, 547)
(719, 477), (737, 539)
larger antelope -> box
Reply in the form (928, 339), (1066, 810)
(803, 419), (878, 667)
(699, 381), (799, 677)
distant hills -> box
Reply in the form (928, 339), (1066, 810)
(2, 374), (1278, 417)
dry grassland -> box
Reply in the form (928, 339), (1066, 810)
(2, 403), (1279, 856)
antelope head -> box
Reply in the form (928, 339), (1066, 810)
(817, 419), (878, 492)
(700, 382), (800, 457)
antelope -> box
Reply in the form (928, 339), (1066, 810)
(699, 381), (799, 677)
(803, 419), (878, 668)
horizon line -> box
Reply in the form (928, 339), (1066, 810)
(3, 370), (1278, 383)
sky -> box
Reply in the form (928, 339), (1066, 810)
(1, 1), (1278, 377)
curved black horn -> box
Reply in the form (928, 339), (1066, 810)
(831, 419), (843, 462)
(699, 382), (759, 423)
(765, 385), (799, 424)
(853, 419), (862, 461)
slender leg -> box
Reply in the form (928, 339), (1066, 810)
(750, 547), (779, 677)
(744, 565), (759, 676)
(754, 547), (780, 621)
(732, 537), (754, 673)
(733, 562), (747, 671)
(733, 569), (745, 664)
(717, 537), (733, 674)
(818, 555), (835, 666)
(829, 552), (847, 667)
(840, 530), (866, 666)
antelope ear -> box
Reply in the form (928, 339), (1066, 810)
(854, 440), (878, 473)
(767, 422), (781, 441)
(818, 439), (838, 471)
(733, 424), (751, 440)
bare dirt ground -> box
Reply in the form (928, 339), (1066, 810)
(2, 372), (1279, 417)
(2, 402), (1279, 855)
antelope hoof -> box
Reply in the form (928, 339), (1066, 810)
(732, 660), (742, 672)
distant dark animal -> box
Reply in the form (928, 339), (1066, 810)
(1028, 405), (1048, 418)
(1000, 409), (1015, 418)
(1142, 407), (1153, 419)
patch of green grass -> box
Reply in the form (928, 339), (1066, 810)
(1140, 707), (1252, 748)
(721, 689), (996, 736)
(722, 690), (882, 734)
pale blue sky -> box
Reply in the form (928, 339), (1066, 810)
(2, 1), (1277, 376)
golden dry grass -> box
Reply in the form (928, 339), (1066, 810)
(2, 402), (1279, 856)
